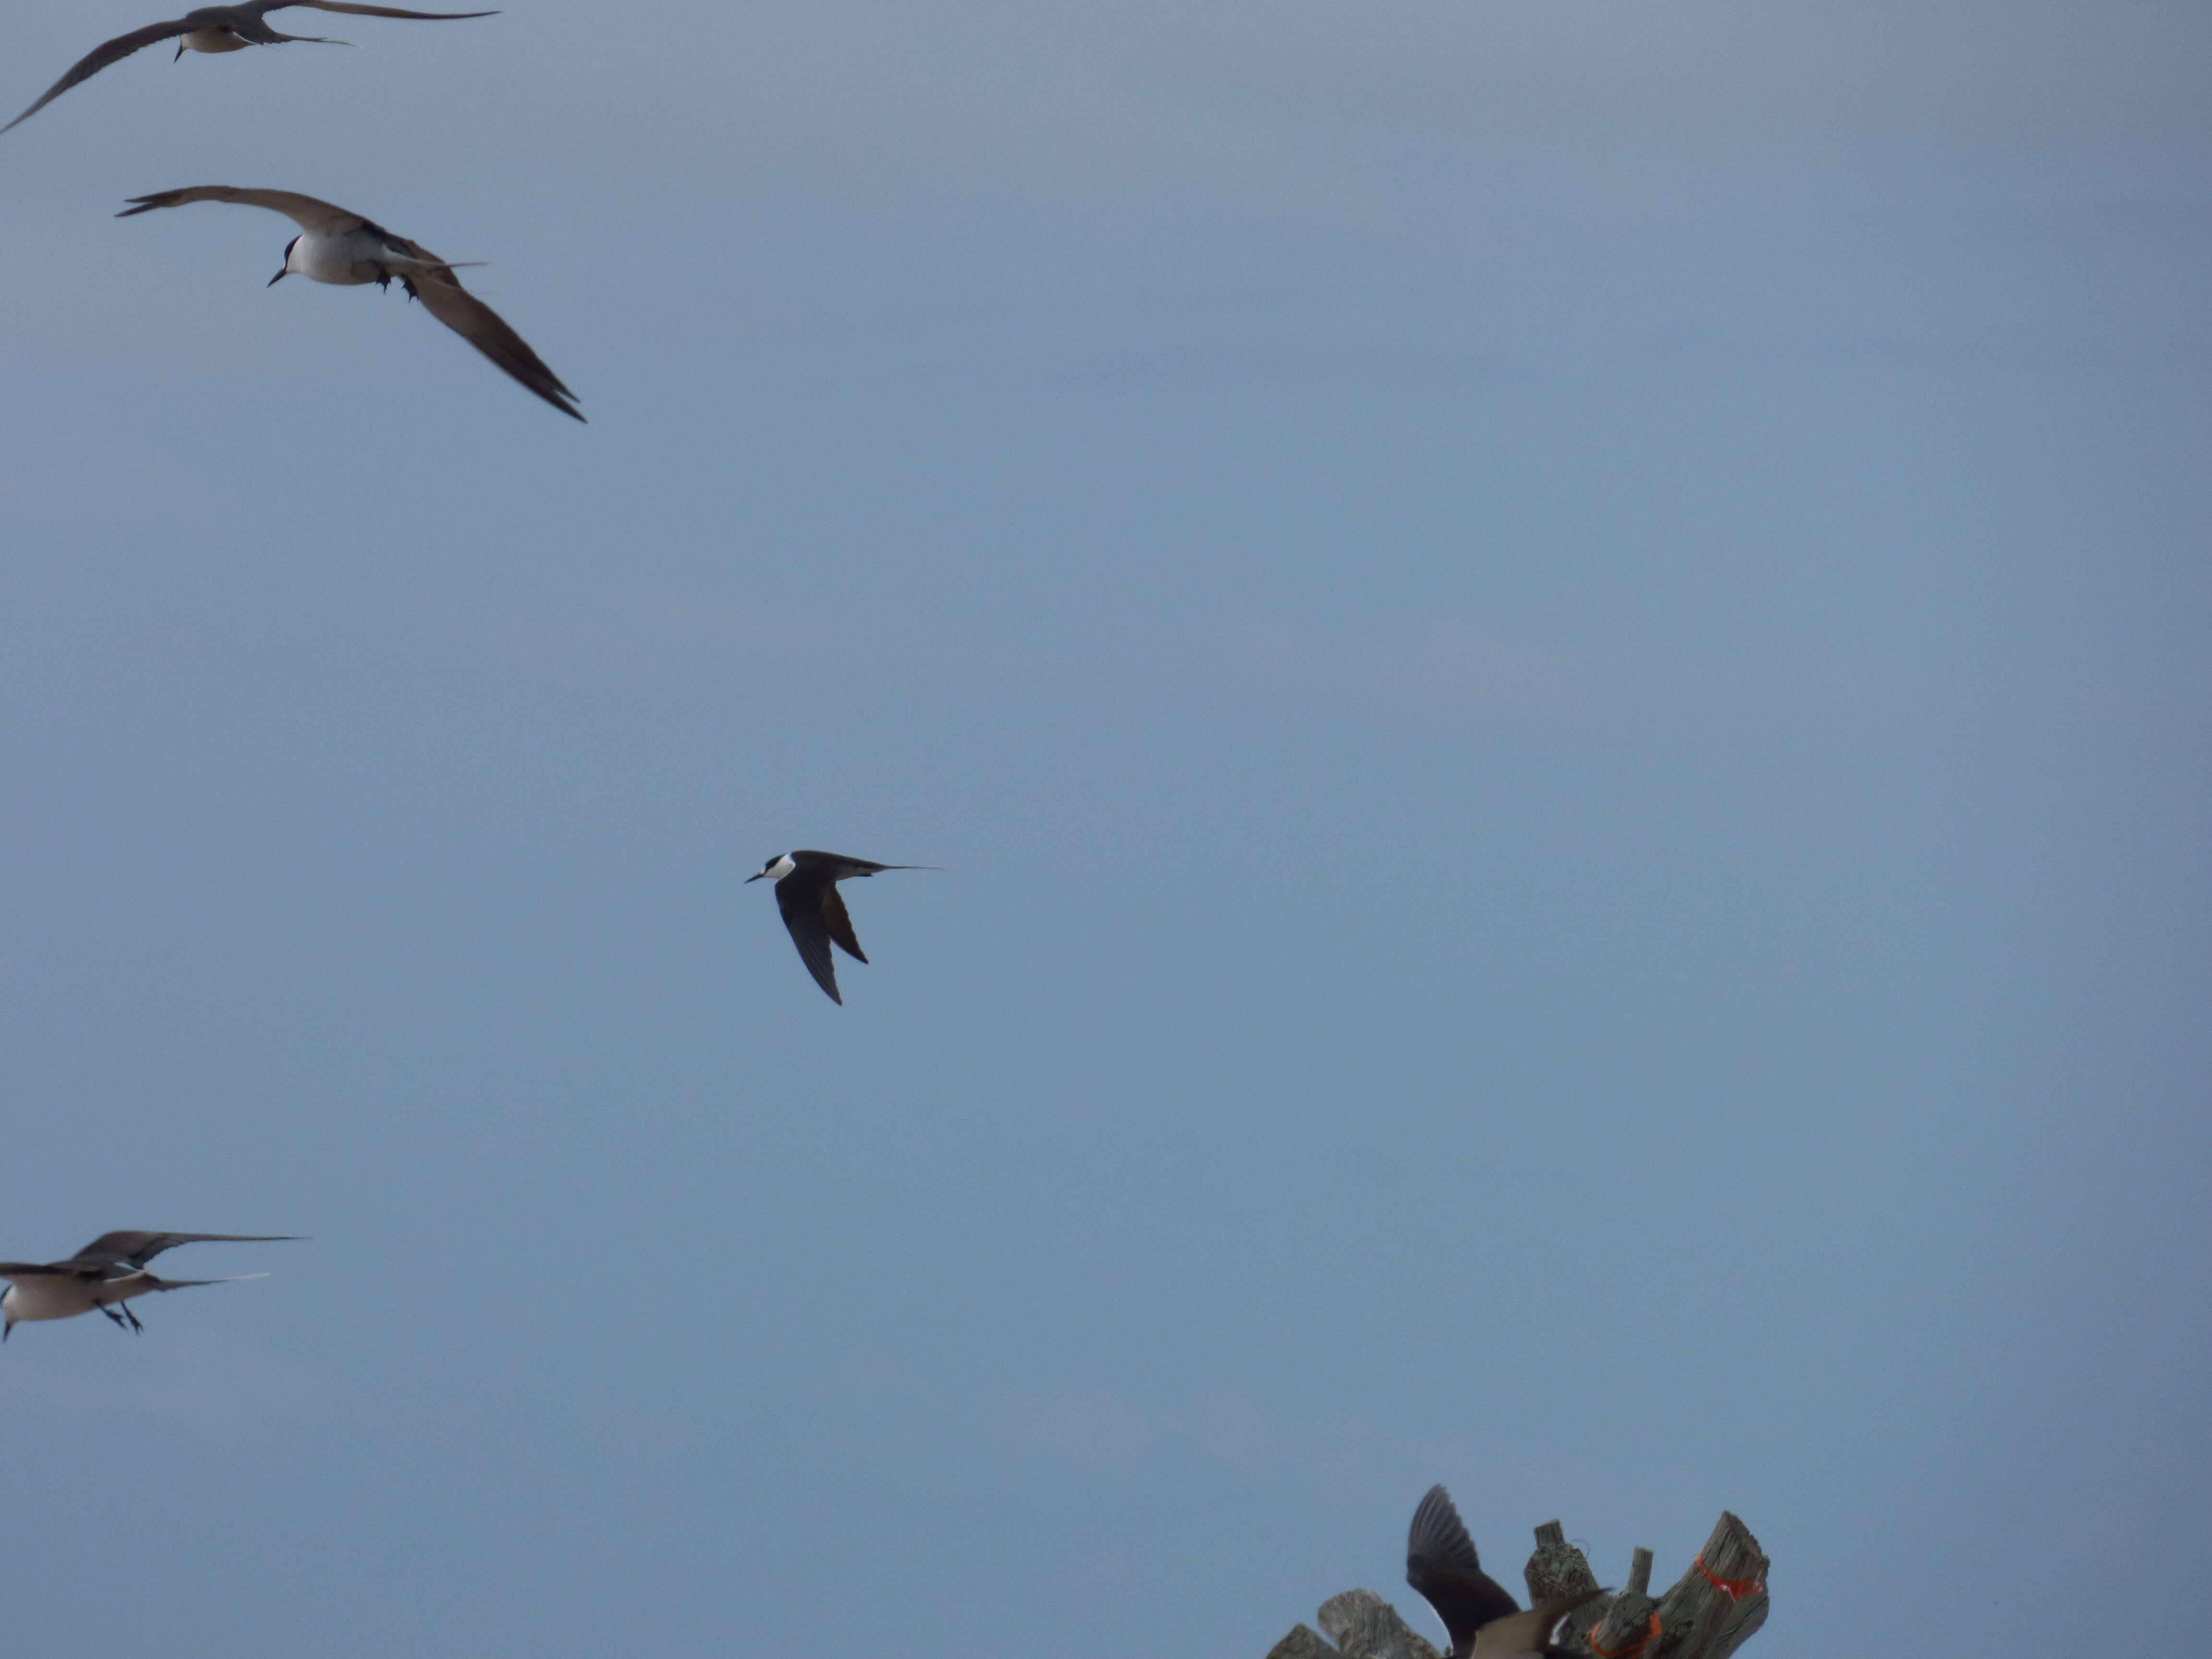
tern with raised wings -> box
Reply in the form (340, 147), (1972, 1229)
(5, 3), (497, 134)
(747, 850), (930, 1005)
(118, 186), (582, 419)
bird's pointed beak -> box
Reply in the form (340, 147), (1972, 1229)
(174, 43), (186, 62)
(267, 268), (288, 287)
(2, 1318), (11, 1342)
(745, 872), (766, 882)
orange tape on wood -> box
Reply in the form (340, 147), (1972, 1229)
(1693, 1554), (1766, 1602)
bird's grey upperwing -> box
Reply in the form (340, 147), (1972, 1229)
(1465, 1591), (1602, 1659)
(0, 1261), (76, 1277)
(776, 889), (845, 1004)
(401, 269), (585, 421)
(821, 886), (869, 964)
(1407, 1486), (1522, 1655)
(278, 1), (502, 18)
(116, 186), (367, 235)
(2, 18), (209, 133)
(76, 1231), (297, 1268)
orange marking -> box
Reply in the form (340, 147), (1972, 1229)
(1693, 1554), (1767, 1602)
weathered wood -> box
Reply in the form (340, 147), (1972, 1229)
(1581, 1547), (1657, 1659)
(1525, 1521), (1603, 1603)
(1268, 1624), (1342, 1659)
(1519, 1523), (1610, 1658)
(1641, 1513), (1767, 1659)
(1273, 1513), (1764, 1659)
(1316, 1588), (1443, 1659)
(1521, 1512), (1767, 1659)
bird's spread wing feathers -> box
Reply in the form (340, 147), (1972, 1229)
(1409, 1486), (1485, 1575)
(3, 21), (203, 133)
(403, 270), (585, 420)
(778, 893), (844, 1003)
(821, 886), (868, 963)
(0, 1261), (75, 1278)
(75, 1231), (294, 1268)
(116, 186), (365, 235)
(278, 2), (502, 18)
(1407, 1486), (1478, 1575)
(1407, 1486), (1523, 1655)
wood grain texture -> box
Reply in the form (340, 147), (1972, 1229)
(1268, 1625), (1342, 1659)
(1318, 1589), (1443, 1659)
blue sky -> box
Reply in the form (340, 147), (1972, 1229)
(2, 3), (2207, 1655)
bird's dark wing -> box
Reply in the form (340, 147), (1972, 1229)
(274, 2), (499, 17)
(116, 186), (366, 234)
(776, 889), (844, 1003)
(789, 851), (938, 879)
(401, 266), (584, 421)
(3, 19), (203, 133)
(1407, 1486), (1521, 1656)
(1410, 1485), (1485, 1574)
(821, 886), (869, 963)
(1466, 1591), (1602, 1659)
(792, 850), (893, 877)
(75, 1231), (295, 1268)
(0, 1261), (75, 1277)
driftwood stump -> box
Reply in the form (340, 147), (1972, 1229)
(1268, 1513), (1767, 1659)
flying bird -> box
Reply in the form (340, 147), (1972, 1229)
(117, 186), (583, 420)
(0, 1231), (296, 1340)
(747, 850), (928, 1004)
(4, 3), (498, 134)
(1407, 1486), (1602, 1659)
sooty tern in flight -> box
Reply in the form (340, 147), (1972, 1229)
(0, 1231), (296, 1340)
(1407, 1486), (1602, 1659)
(747, 850), (931, 1005)
(4, 4), (497, 134)
(118, 186), (583, 419)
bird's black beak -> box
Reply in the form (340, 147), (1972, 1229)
(268, 269), (288, 287)
(745, 872), (766, 882)
(2, 1318), (11, 1343)
(174, 43), (186, 62)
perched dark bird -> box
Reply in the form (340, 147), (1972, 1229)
(117, 187), (583, 420)
(4, 3), (498, 134)
(0, 1231), (296, 1339)
(1407, 1485), (1601, 1659)
(747, 850), (926, 1004)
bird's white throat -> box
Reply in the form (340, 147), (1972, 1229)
(181, 29), (251, 55)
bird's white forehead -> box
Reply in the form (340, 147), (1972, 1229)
(766, 854), (796, 878)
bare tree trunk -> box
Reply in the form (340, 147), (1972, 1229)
(1268, 1513), (1767, 1659)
